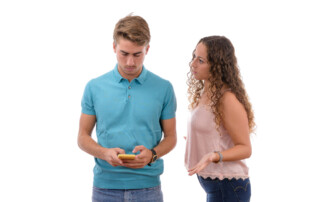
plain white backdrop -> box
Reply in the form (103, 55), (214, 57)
(1, 0), (320, 201)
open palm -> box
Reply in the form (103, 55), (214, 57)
(188, 152), (215, 176)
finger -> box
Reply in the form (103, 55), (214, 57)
(136, 152), (148, 159)
(132, 145), (146, 153)
(188, 164), (199, 172)
(123, 161), (140, 166)
(110, 161), (121, 167)
(189, 167), (201, 176)
(123, 158), (145, 165)
(194, 165), (206, 174)
(188, 168), (197, 176)
(188, 167), (197, 175)
(115, 148), (125, 154)
(123, 162), (143, 168)
(188, 164), (204, 176)
(112, 155), (124, 166)
(122, 159), (137, 163)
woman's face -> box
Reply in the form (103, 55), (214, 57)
(190, 42), (211, 81)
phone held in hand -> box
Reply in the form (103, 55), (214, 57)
(118, 154), (136, 160)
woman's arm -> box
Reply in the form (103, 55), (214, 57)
(188, 91), (251, 175)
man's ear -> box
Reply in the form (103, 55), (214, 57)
(145, 44), (150, 55)
(113, 42), (117, 53)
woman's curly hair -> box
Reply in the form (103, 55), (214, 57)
(187, 36), (255, 133)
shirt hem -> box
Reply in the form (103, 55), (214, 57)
(94, 177), (161, 189)
(198, 173), (249, 180)
(81, 109), (96, 115)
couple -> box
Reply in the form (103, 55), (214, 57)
(78, 14), (255, 202)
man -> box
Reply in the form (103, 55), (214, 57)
(78, 15), (177, 202)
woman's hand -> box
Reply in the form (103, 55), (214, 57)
(188, 152), (218, 176)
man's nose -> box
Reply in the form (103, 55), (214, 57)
(127, 56), (134, 66)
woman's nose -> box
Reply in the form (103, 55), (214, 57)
(191, 60), (196, 69)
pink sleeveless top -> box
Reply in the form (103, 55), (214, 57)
(184, 103), (249, 180)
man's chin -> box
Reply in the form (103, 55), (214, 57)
(125, 68), (137, 72)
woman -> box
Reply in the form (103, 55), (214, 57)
(185, 36), (255, 202)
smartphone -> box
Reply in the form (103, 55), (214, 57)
(118, 154), (136, 160)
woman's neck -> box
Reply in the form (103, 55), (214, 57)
(203, 81), (228, 94)
(203, 80), (211, 93)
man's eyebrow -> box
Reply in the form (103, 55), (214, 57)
(120, 50), (129, 54)
(120, 50), (142, 55)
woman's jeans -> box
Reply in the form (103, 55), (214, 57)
(92, 185), (163, 202)
(197, 175), (251, 202)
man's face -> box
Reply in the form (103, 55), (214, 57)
(113, 38), (149, 81)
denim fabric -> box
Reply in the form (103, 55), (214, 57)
(92, 185), (163, 202)
(197, 175), (251, 202)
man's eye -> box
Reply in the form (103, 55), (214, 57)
(122, 53), (128, 56)
(134, 54), (141, 57)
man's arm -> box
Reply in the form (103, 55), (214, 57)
(77, 113), (125, 166)
(153, 117), (177, 158)
(123, 117), (177, 168)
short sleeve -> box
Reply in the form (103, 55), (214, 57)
(81, 81), (96, 115)
(160, 82), (177, 120)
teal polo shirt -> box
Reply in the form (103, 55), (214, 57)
(81, 64), (177, 189)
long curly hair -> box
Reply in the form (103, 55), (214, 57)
(187, 36), (255, 133)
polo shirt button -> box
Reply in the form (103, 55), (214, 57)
(128, 86), (131, 89)
(128, 95), (131, 98)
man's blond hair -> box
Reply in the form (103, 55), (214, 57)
(113, 14), (150, 46)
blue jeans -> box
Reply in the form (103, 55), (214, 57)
(197, 175), (251, 202)
(92, 185), (163, 202)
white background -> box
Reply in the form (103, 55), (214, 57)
(1, 0), (319, 201)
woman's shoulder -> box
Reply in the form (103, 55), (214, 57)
(220, 90), (243, 112)
(220, 89), (236, 102)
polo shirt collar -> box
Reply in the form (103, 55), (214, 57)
(135, 66), (147, 84)
(113, 64), (148, 84)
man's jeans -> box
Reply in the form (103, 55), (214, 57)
(92, 185), (163, 202)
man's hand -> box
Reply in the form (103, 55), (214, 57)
(103, 148), (125, 167)
(122, 145), (152, 169)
